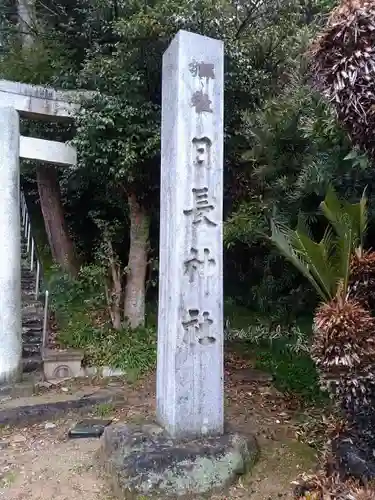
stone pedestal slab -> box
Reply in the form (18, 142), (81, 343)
(99, 423), (259, 499)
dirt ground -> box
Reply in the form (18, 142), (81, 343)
(0, 353), (318, 500)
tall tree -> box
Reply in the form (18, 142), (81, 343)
(1, 0), (80, 275)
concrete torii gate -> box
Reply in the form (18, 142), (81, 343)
(0, 79), (80, 385)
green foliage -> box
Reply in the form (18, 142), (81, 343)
(48, 266), (156, 377)
(270, 188), (368, 302)
(224, 200), (267, 248)
(0, 37), (72, 85)
(3, 0), (375, 396)
(92, 403), (115, 417)
(1, 0), (357, 322)
(226, 301), (323, 401)
(48, 264), (105, 321)
(228, 312), (325, 402)
(255, 344), (324, 403)
(83, 325), (156, 375)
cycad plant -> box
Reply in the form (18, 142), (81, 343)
(270, 188), (375, 416)
(310, 0), (375, 162)
(349, 249), (375, 312)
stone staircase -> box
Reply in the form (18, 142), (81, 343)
(20, 194), (84, 384)
(21, 235), (44, 375)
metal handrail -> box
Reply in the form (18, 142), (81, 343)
(20, 190), (50, 348)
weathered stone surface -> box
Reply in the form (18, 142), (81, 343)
(0, 388), (121, 426)
(0, 107), (22, 386)
(20, 136), (77, 166)
(43, 348), (84, 380)
(0, 79), (82, 121)
(230, 368), (273, 384)
(99, 423), (258, 499)
(157, 29), (225, 439)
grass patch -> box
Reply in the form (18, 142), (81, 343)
(92, 403), (115, 417)
(47, 266), (157, 378)
(255, 343), (325, 403)
(226, 302), (326, 404)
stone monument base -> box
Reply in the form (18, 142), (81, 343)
(42, 348), (84, 380)
(99, 423), (258, 499)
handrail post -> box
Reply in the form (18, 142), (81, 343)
(42, 290), (49, 349)
(35, 260), (40, 300)
(30, 238), (34, 272)
(21, 197), (25, 226)
(24, 212), (28, 237)
(27, 222), (31, 252)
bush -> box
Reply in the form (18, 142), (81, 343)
(227, 310), (327, 403)
(255, 343), (324, 403)
(47, 265), (157, 378)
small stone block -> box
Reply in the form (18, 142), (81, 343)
(99, 423), (259, 499)
(42, 348), (84, 380)
(68, 419), (112, 439)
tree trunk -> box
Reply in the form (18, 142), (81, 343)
(124, 193), (150, 329)
(36, 164), (79, 276)
(17, 0), (35, 48)
(103, 233), (123, 330)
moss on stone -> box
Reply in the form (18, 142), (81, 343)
(99, 423), (259, 499)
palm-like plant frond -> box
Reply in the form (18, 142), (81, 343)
(321, 187), (368, 251)
(270, 218), (337, 301)
(270, 187), (367, 302)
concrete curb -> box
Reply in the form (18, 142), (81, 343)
(0, 391), (121, 427)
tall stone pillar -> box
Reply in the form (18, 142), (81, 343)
(0, 107), (21, 385)
(157, 30), (224, 438)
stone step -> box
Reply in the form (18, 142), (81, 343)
(21, 314), (43, 328)
(21, 269), (36, 277)
(22, 309), (43, 317)
(22, 291), (47, 303)
(22, 313), (43, 323)
(23, 344), (42, 356)
(20, 237), (47, 377)
(22, 324), (43, 337)
(22, 336), (43, 346)
(22, 320), (42, 329)
(23, 357), (42, 373)
(23, 332), (43, 342)
(22, 325), (43, 334)
(22, 302), (43, 314)
(21, 277), (35, 284)
(23, 293), (45, 303)
(22, 343), (43, 353)
(22, 334), (42, 345)
(21, 271), (35, 277)
(21, 274), (38, 282)
(21, 280), (36, 289)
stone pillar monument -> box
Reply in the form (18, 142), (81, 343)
(99, 32), (257, 498)
(157, 30), (224, 438)
(0, 107), (21, 385)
